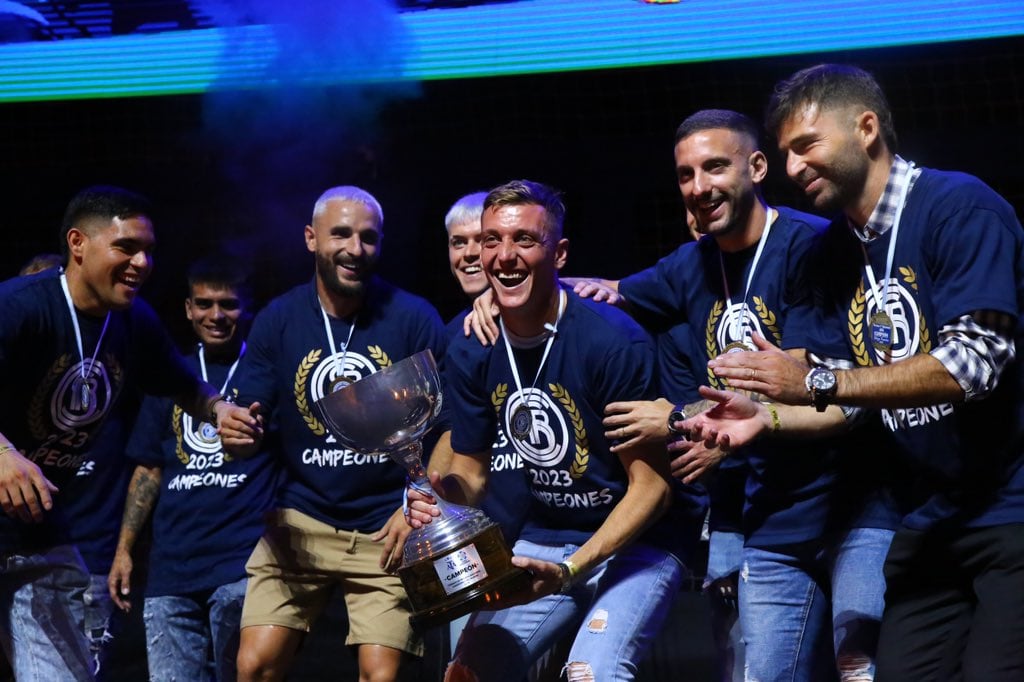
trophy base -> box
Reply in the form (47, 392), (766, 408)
(399, 524), (531, 629)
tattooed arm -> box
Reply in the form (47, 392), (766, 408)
(107, 463), (162, 612)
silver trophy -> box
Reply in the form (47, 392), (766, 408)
(315, 350), (529, 627)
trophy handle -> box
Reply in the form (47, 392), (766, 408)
(391, 440), (457, 518)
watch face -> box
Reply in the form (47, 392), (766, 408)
(810, 369), (836, 391)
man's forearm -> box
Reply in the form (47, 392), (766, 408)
(437, 451), (489, 507)
(177, 382), (222, 423)
(115, 465), (162, 554)
(565, 446), (671, 574)
(837, 354), (964, 408)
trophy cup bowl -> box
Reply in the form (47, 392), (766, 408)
(315, 350), (530, 628)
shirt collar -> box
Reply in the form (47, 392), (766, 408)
(849, 155), (918, 243)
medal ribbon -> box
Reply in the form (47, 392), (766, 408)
(717, 206), (774, 343)
(198, 341), (246, 395)
(500, 289), (567, 439)
(60, 272), (111, 406)
(860, 161), (916, 363)
(320, 302), (357, 381)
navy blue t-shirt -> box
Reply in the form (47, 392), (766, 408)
(445, 290), (705, 562)
(235, 277), (447, 533)
(0, 271), (201, 553)
(788, 169), (1024, 531)
(445, 313), (530, 544)
(620, 208), (894, 544)
(126, 349), (280, 596)
(61, 406), (135, 574)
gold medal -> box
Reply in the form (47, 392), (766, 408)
(722, 340), (755, 354)
(870, 310), (894, 357)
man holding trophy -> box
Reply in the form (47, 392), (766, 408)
(228, 186), (447, 682)
(407, 180), (692, 682)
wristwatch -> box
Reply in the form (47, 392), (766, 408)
(666, 404), (689, 436)
(805, 367), (838, 412)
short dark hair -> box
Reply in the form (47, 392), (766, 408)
(59, 185), (153, 258)
(19, 253), (63, 276)
(186, 256), (252, 302)
(674, 109), (761, 149)
(483, 180), (566, 239)
(765, 63), (898, 152)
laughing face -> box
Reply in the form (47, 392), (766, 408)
(66, 215), (155, 313)
(481, 203), (567, 334)
(776, 102), (870, 214)
(186, 282), (245, 353)
(305, 199), (381, 299)
(448, 219), (487, 297)
(674, 128), (765, 245)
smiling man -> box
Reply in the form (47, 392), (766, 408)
(408, 180), (683, 682)
(231, 186), (447, 682)
(0, 185), (259, 682)
(107, 257), (278, 682)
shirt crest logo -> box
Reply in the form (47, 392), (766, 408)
(492, 382), (587, 477)
(704, 297), (781, 388)
(294, 346), (391, 435)
(29, 353), (122, 440)
(849, 267), (930, 366)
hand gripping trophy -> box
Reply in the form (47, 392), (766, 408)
(315, 350), (529, 627)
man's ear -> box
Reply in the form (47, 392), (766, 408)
(554, 238), (569, 271)
(304, 224), (316, 253)
(748, 150), (769, 184)
(855, 110), (882, 152)
(66, 227), (87, 262)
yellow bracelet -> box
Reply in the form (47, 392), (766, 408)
(563, 559), (581, 580)
(765, 403), (781, 434)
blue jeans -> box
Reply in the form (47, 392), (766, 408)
(740, 527), (893, 682)
(705, 531), (744, 682)
(83, 573), (120, 680)
(143, 577), (247, 682)
(450, 539), (684, 682)
(0, 544), (94, 681)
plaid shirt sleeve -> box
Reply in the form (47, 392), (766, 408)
(931, 312), (1017, 402)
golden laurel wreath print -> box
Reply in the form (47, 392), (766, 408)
(549, 383), (589, 479)
(849, 267), (930, 367)
(491, 383), (508, 413)
(295, 349), (326, 436)
(29, 353), (72, 440)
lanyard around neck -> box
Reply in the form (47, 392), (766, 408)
(59, 272), (111, 395)
(320, 302), (357, 379)
(500, 289), (566, 410)
(717, 206), (773, 341)
(198, 341), (246, 395)
(860, 162), (916, 316)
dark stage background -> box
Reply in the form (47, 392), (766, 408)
(2, 36), (1022, 346)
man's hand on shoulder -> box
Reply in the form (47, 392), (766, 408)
(464, 290), (500, 346)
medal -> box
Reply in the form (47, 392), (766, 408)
(511, 405), (533, 441)
(722, 340), (755, 354)
(501, 290), (567, 445)
(78, 379), (91, 410)
(60, 272), (110, 416)
(869, 311), (894, 355)
(198, 422), (219, 443)
(330, 378), (351, 393)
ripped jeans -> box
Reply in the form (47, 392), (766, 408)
(83, 573), (120, 680)
(448, 539), (683, 682)
(0, 544), (94, 682)
(740, 527), (894, 682)
(143, 578), (247, 682)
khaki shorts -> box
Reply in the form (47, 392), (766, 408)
(241, 508), (423, 656)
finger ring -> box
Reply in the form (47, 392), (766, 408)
(748, 368), (755, 380)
